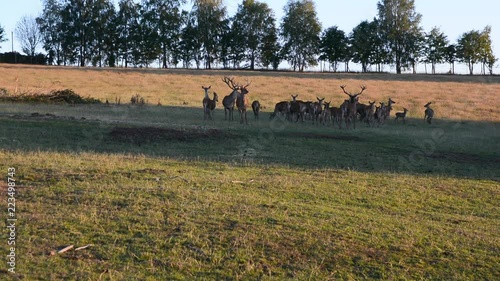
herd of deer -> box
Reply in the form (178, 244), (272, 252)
(202, 76), (435, 127)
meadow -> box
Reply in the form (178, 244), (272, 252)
(0, 64), (499, 280)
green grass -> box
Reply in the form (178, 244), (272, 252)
(0, 102), (499, 280)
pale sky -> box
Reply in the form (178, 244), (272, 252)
(0, 0), (498, 73)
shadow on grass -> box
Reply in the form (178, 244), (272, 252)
(0, 103), (498, 181)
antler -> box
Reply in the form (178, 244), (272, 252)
(222, 76), (238, 90)
(358, 85), (367, 96)
(241, 78), (251, 90)
(340, 85), (349, 96)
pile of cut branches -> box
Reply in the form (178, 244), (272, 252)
(0, 89), (101, 104)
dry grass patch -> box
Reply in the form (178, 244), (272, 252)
(1, 64), (499, 121)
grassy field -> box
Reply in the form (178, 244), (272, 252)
(0, 64), (499, 280)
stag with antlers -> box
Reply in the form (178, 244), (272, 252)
(340, 85), (366, 129)
(221, 77), (241, 121)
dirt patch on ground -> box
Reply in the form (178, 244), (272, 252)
(109, 126), (226, 145)
(429, 152), (500, 165)
(291, 132), (362, 141)
(10, 112), (97, 121)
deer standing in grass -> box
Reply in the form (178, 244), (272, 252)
(221, 77), (241, 121)
(424, 102), (434, 124)
(311, 97), (325, 125)
(340, 85), (366, 129)
(202, 86), (211, 120)
(290, 95), (308, 122)
(270, 101), (291, 120)
(395, 108), (408, 123)
(375, 102), (386, 126)
(252, 100), (260, 120)
(321, 101), (331, 125)
(329, 102), (346, 129)
(204, 92), (218, 120)
(364, 101), (376, 127)
(384, 98), (396, 120)
(236, 81), (251, 125)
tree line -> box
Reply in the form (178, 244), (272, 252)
(0, 0), (497, 74)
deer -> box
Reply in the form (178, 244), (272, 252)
(321, 101), (331, 125)
(424, 102), (434, 124)
(375, 102), (386, 126)
(251, 100), (260, 120)
(364, 101), (376, 127)
(202, 85), (211, 120)
(270, 101), (291, 120)
(204, 92), (218, 120)
(384, 98), (396, 120)
(356, 102), (369, 121)
(329, 102), (346, 129)
(311, 97), (325, 125)
(340, 85), (366, 129)
(221, 77), (241, 121)
(236, 80), (251, 125)
(394, 108), (408, 124)
(290, 95), (308, 122)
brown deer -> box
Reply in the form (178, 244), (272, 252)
(311, 97), (325, 125)
(329, 102), (346, 129)
(321, 101), (331, 125)
(251, 100), (260, 120)
(202, 85), (211, 120)
(221, 77), (241, 121)
(364, 101), (376, 127)
(204, 92), (218, 120)
(375, 102), (386, 126)
(270, 101), (291, 120)
(290, 94), (308, 122)
(340, 85), (366, 129)
(236, 81), (251, 125)
(394, 108), (408, 123)
(424, 102), (434, 124)
(384, 98), (396, 120)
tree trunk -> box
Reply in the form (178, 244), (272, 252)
(396, 60), (402, 74)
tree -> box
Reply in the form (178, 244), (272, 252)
(116, 0), (141, 67)
(478, 26), (496, 75)
(406, 31), (425, 74)
(179, 12), (202, 68)
(457, 30), (482, 75)
(349, 21), (378, 72)
(445, 44), (456, 74)
(37, 0), (64, 65)
(15, 15), (43, 60)
(231, 0), (277, 70)
(260, 22), (281, 70)
(280, 0), (321, 72)
(0, 24), (7, 48)
(190, 0), (227, 69)
(424, 27), (448, 74)
(59, 0), (94, 66)
(377, 0), (423, 74)
(87, 0), (116, 67)
(142, 0), (185, 68)
(320, 26), (348, 72)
